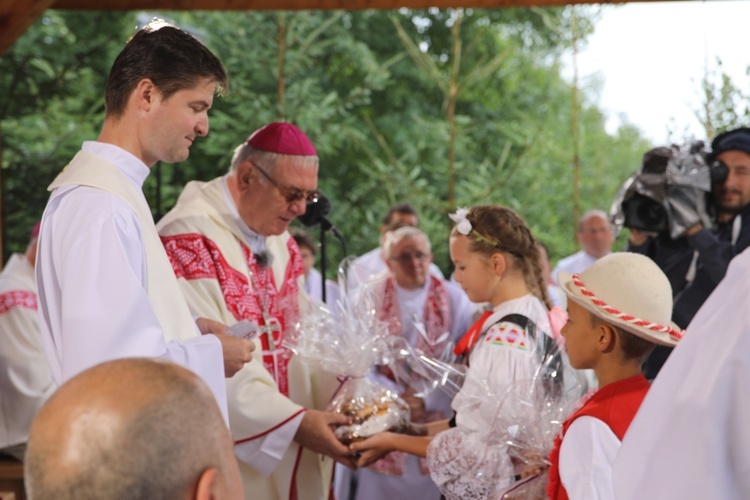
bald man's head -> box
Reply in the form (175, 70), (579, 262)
(25, 359), (241, 500)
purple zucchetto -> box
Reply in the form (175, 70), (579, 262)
(246, 122), (317, 156)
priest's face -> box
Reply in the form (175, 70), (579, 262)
(387, 236), (432, 290)
(140, 77), (215, 166)
(238, 157), (319, 236)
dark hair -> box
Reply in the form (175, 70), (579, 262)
(709, 127), (750, 162)
(104, 20), (228, 118)
(382, 202), (419, 226)
(589, 314), (655, 364)
(290, 228), (316, 255)
(450, 205), (551, 309)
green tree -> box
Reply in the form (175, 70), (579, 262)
(0, 8), (651, 277)
(0, 11), (132, 258)
(694, 56), (750, 140)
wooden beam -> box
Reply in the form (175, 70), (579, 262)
(0, 0), (57, 56)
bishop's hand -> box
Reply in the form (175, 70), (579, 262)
(294, 409), (358, 470)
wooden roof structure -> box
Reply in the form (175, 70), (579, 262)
(1, 0), (630, 56)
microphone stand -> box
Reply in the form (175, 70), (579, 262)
(317, 218), (347, 304)
(319, 223), (328, 303)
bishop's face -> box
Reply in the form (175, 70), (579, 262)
(236, 157), (319, 237)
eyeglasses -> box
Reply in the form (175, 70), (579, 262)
(249, 160), (320, 204)
(390, 252), (431, 264)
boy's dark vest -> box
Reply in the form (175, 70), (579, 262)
(546, 374), (650, 500)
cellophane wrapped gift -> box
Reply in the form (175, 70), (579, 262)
(284, 259), (411, 444)
(382, 334), (467, 403)
(426, 332), (586, 500)
(329, 377), (410, 444)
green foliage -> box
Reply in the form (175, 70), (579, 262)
(0, 11), (132, 256)
(693, 56), (750, 140)
(2, 7), (646, 275)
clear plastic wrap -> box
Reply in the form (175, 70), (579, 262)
(330, 377), (410, 444)
(285, 258), (413, 443)
(426, 321), (586, 500)
(383, 335), (467, 402)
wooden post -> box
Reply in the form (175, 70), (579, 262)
(0, 0), (56, 56)
(571, 7), (581, 246)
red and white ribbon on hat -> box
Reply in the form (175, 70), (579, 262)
(572, 274), (684, 341)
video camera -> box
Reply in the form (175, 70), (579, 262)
(610, 141), (728, 239)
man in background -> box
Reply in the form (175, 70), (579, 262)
(291, 227), (340, 305)
(0, 222), (55, 462)
(628, 129), (750, 377)
(25, 358), (242, 500)
(347, 203), (443, 291)
(551, 210), (614, 284)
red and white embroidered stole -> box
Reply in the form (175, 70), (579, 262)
(373, 274), (451, 476)
(377, 274), (452, 358)
(162, 233), (304, 397)
(0, 290), (37, 315)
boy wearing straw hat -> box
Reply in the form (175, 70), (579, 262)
(545, 253), (683, 500)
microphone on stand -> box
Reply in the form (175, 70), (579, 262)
(297, 194), (346, 303)
(298, 194), (343, 240)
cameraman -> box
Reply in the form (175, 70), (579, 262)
(628, 128), (750, 378)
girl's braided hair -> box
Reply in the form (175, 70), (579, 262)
(450, 205), (551, 310)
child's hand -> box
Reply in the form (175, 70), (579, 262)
(350, 432), (395, 467)
(520, 466), (544, 479)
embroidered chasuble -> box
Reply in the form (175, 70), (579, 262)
(0, 254), (55, 451)
(163, 235), (299, 396)
(158, 176), (336, 500)
(39, 149), (227, 415)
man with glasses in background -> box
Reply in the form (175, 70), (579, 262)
(349, 225), (473, 500)
(158, 122), (354, 500)
(551, 209), (615, 286)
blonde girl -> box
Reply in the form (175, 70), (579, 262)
(352, 205), (555, 498)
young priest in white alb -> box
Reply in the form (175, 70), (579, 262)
(35, 22), (254, 418)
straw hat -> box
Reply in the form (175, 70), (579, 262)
(558, 253), (683, 346)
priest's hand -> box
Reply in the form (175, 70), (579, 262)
(215, 334), (255, 377)
(196, 317), (230, 336)
(294, 409), (358, 470)
(196, 317), (255, 377)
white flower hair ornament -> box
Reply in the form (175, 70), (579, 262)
(449, 208), (473, 236)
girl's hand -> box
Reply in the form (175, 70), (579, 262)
(350, 432), (396, 467)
